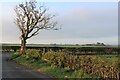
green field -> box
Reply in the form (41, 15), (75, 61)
(2, 43), (118, 48)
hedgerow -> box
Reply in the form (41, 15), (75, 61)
(13, 49), (119, 79)
(26, 49), (42, 59)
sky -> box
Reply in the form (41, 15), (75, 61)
(0, 0), (118, 45)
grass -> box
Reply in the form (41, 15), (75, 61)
(13, 55), (94, 79)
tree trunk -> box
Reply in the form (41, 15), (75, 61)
(20, 37), (26, 54)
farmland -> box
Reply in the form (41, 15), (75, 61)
(5, 43), (119, 79)
(2, 44), (119, 54)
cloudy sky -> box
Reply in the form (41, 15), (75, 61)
(0, 0), (118, 45)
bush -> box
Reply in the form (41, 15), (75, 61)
(42, 50), (80, 71)
(18, 49), (119, 79)
(42, 50), (56, 64)
(55, 51), (65, 67)
(26, 49), (42, 59)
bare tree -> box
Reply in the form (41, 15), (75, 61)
(14, 1), (58, 54)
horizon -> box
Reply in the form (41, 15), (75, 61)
(1, 42), (118, 46)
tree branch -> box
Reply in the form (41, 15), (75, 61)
(14, 1), (58, 40)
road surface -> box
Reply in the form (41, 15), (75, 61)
(2, 52), (56, 80)
(0, 52), (2, 80)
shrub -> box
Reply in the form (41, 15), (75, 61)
(24, 49), (119, 79)
(42, 50), (56, 64)
(63, 54), (80, 71)
(26, 49), (42, 59)
(55, 51), (65, 67)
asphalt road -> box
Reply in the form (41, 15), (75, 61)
(2, 52), (56, 80)
(0, 53), (2, 80)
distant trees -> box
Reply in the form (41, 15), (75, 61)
(97, 42), (105, 46)
(82, 42), (105, 46)
(14, 1), (58, 54)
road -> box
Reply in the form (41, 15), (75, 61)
(0, 52), (2, 80)
(2, 52), (56, 80)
